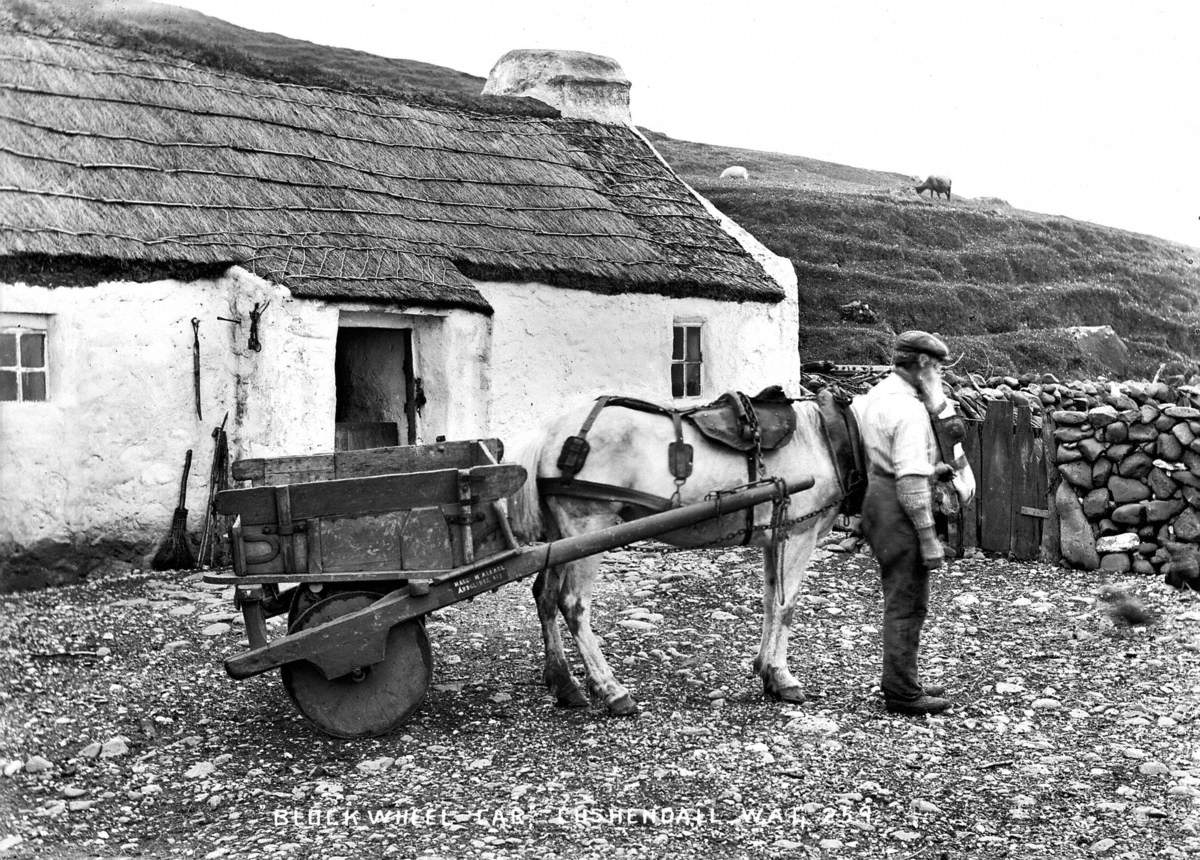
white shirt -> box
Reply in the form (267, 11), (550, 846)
(851, 372), (937, 478)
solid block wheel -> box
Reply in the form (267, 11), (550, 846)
(281, 591), (432, 738)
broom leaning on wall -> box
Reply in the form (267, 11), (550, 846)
(151, 449), (196, 571)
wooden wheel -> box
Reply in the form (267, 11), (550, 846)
(281, 591), (432, 738)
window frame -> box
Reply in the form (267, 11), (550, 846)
(670, 319), (704, 399)
(0, 314), (51, 403)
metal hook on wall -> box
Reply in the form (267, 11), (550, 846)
(248, 300), (270, 352)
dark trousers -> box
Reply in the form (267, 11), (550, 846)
(860, 475), (930, 703)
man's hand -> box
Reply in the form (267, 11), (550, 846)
(933, 463), (955, 481)
(917, 528), (945, 570)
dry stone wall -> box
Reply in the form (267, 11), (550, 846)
(1040, 379), (1200, 589)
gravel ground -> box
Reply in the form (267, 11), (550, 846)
(0, 546), (1198, 859)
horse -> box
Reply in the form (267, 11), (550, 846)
(510, 387), (976, 716)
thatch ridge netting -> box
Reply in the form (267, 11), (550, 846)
(0, 31), (784, 307)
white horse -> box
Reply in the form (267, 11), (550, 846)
(509, 398), (844, 715)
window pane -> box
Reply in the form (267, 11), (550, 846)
(0, 371), (15, 401)
(671, 363), (684, 398)
(20, 332), (45, 368)
(672, 326), (683, 360)
(686, 326), (702, 361)
(0, 333), (14, 366)
(22, 371), (46, 401)
(685, 362), (702, 397)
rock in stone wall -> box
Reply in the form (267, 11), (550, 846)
(1045, 378), (1200, 589)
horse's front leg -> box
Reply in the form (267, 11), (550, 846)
(757, 526), (825, 703)
(558, 555), (638, 716)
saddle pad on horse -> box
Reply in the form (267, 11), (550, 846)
(687, 386), (797, 452)
(815, 388), (867, 517)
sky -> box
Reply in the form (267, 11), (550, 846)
(170, 0), (1199, 247)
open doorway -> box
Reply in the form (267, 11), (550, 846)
(334, 327), (418, 450)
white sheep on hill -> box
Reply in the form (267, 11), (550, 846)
(719, 165), (749, 180)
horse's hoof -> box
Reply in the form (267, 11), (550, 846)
(763, 685), (806, 704)
(607, 694), (639, 717)
(554, 688), (589, 709)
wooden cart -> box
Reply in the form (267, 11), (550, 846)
(204, 438), (808, 738)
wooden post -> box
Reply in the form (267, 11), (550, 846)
(980, 400), (1014, 552)
(1040, 414), (1062, 563)
(1011, 406), (1041, 559)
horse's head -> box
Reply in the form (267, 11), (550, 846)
(931, 399), (975, 507)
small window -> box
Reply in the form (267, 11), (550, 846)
(1, 324), (48, 402)
(671, 322), (703, 398)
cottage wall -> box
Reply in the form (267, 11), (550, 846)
(474, 275), (801, 441)
(0, 268), (490, 573)
(2, 273), (238, 558)
(2, 262), (794, 582)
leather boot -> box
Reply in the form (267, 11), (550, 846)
(886, 694), (950, 715)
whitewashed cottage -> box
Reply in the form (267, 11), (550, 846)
(0, 33), (798, 586)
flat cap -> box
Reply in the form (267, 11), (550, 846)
(895, 330), (949, 360)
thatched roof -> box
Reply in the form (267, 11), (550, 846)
(0, 30), (785, 311)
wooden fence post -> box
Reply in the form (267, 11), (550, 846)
(980, 399), (1014, 552)
(1011, 406), (1043, 559)
(1040, 415), (1062, 563)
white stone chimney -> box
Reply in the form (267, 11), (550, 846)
(482, 49), (632, 125)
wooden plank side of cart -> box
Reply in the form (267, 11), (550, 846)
(222, 475), (813, 682)
(214, 463), (524, 525)
(231, 439), (505, 485)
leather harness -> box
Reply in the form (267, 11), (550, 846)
(539, 387), (864, 543)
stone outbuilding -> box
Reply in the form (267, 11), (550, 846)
(0, 31), (798, 586)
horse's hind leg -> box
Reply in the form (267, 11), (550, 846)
(755, 548), (806, 703)
(558, 554), (638, 716)
(532, 567), (587, 708)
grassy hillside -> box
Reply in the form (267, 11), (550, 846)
(652, 133), (1200, 378)
(8, 0), (1199, 378)
(0, 0), (551, 115)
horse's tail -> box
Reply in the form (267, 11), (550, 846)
(507, 430), (546, 543)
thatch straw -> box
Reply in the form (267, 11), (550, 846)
(0, 30), (784, 306)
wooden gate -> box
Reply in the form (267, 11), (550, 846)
(957, 399), (1052, 560)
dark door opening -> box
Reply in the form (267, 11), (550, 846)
(334, 327), (417, 450)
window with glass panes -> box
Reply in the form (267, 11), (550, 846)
(671, 322), (702, 398)
(0, 326), (48, 401)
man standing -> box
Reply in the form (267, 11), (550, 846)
(855, 331), (953, 715)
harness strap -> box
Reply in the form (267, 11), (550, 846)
(668, 411), (694, 504)
(581, 396), (612, 434)
(742, 453), (758, 546)
(604, 395), (679, 418)
(555, 396), (612, 481)
(537, 477), (673, 515)
(741, 394), (763, 545)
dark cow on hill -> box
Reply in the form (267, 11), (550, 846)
(915, 175), (952, 200)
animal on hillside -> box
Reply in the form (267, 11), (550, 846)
(720, 165), (749, 180)
(510, 390), (974, 715)
(915, 175), (952, 200)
